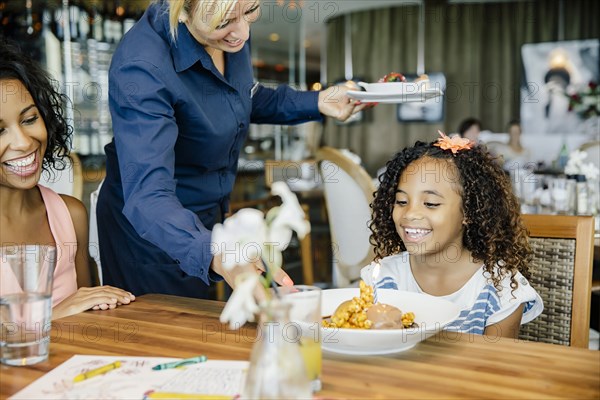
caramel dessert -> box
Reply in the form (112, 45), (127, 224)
(322, 281), (417, 330)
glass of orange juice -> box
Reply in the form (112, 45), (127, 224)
(280, 285), (322, 392)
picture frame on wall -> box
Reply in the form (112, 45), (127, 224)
(520, 39), (599, 135)
(396, 72), (446, 123)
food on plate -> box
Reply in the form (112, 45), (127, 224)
(322, 281), (417, 330)
(367, 303), (416, 329)
(323, 281), (374, 329)
(377, 72), (430, 88)
(379, 72), (406, 83)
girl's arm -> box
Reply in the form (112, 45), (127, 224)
(60, 194), (91, 287)
(484, 303), (525, 339)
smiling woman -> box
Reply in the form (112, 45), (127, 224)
(171, 0), (261, 37)
(0, 40), (135, 319)
(171, 0), (261, 75)
(0, 88), (47, 185)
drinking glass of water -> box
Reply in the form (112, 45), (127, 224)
(1, 245), (56, 366)
(550, 177), (576, 215)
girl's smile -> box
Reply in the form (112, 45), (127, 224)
(401, 226), (433, 242)
(393, 156), (466, 257)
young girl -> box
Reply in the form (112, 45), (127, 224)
(362, 132), (543, 338)
(0, 41), (135, 319)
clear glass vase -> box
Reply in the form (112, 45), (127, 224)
(242, 300), (312, 399)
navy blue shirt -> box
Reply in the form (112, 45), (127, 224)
(99, 2), (320, 289)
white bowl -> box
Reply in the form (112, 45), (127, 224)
(320, 289), (460, 355)
(358, 81), (428, 94)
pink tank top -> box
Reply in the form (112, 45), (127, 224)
(0, 186), (78, 306)
(38, 185), (78, 306)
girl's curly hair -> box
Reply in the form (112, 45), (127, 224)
(0, 39), (72, 172)
(370, 140), (532, 294)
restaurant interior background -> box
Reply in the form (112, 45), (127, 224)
(2, 0), (598, 173)
(1, 1), (599, 297)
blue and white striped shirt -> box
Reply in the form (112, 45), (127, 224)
(361, 252), (543, 335)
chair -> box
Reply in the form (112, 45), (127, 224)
(88, 180), (103, 285)
(315, 147), (376, 287)
(519, 214), (595, 348)
(264, 160), (317, 286)
(39, 152), (84, 200)
(264, 159), (320, 192)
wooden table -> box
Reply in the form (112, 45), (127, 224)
(2, 294), (599, 399)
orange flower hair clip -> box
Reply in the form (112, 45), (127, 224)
(433, 130), (473, 154)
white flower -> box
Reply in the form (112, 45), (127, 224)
(219, 273), (260, 329)
(268, 182), (311, 251)
(565, 150), (599, 181)
(211, 209), (266, 270)
(568, 150), (588, 165)
(581, 163), (599, 181)
(564, 163), (579, 176)
(216, 182), (312, 329)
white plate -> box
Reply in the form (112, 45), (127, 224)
(358, 81), (426, 94)
(347, 88), (443, 103)
(319, 289), (460, 356)
(322, 341), (418, 356)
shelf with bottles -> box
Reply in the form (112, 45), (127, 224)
(45, 1), (146, 156)
(43, 0), (145, 44)
(2, 1), (147, 157)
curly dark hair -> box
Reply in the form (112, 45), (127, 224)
(370, 139), (532, 294)
(0, 39), (72, 172)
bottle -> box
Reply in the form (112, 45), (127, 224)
(54, 8), (64, 40)
(79, 8), (90, 40)
(111, 0), (124, 43)
(557, 143), (569, 171)
(575, 174), (588, 215)
(69, 5), (79, 40)
(103, 13), (112, 43)
(92, 3), (104, 42)
(122, 3), (137, 35)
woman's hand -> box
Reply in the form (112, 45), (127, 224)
(318, 84), (372, 121)
(52, 286), (136, 320)
(210, 256), (294, 290)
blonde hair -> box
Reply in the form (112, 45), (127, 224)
(168, 0), (241, 40)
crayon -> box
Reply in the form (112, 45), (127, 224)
(152, 356), (207, 371)
(144, 391), (232, 399)
(73, 361), (122, 382)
